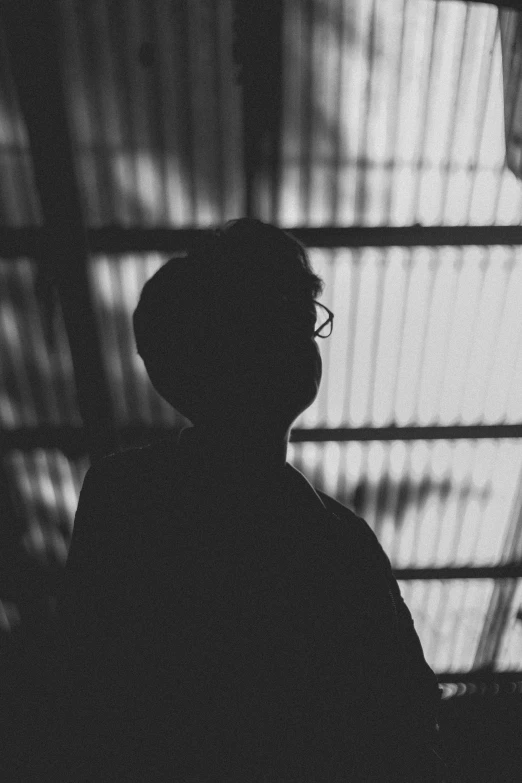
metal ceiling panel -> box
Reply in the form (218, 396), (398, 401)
(400, 578), (501, 672)
(58, 0), (243, 228)
(88, 253), (190, 426)
(497, 578), (522, 670)
(277, 0), (522, 227)
(297, 245), (522, 428)
(0, 17), (42, 226)
(288, 438), (522, 569)
(1, 0), (518, 229)
(86, 244), (522, 431)
(0, 259), (80, 427)
(3, 450), (89, 564)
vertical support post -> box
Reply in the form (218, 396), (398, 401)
(1, 1), (115, 460)
(233, 0), (284, 220)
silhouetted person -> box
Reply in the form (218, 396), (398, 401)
(29, 220), (445, 780)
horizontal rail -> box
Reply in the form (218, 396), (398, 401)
(291, 425), (522, 442)
(2, 423), (522, 456)
(394, 564), (522, 580)
(437, 671), (522, 684)
(436, 672), (522, 697)
(4, 224), (522, 258)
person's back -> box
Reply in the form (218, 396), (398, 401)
(55, 431), (441, 781)
(31, 220), (445, 780)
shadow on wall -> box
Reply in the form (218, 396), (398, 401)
(348, 473), (490, 531)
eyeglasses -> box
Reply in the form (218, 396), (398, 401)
(313, 300), (334, 338)
(276, 295), (334, 339)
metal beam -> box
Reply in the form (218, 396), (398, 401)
(2, 422), (522, 458)
(436, 672), (522, 695)
(292, 425), (522, 442)
(7, 223), (522, 259)
(394, 564), (522, 580)
(431, 1), (522, 11)
(0, 2), (115, 459)
(0, 227), (42, 258)
(84, 223), (522, 249)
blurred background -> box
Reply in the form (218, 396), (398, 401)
(2, 0), (522, 779)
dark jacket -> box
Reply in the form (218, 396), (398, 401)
(29, 434), (444, 781)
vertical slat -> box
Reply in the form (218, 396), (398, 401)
(364, 250), (385, 422)
(353, 0), (377, 223)
(279, 0), (304, 225)
(340, 250), (362, 424)
(492, 12), (522, 221)
(0, 260), (38, 425)
(468, 250), (513, 422)
(386, 249), (412, 424)
(330, 0), (348, 223)
(85, 1), (121, 223)
(410, 2), (439, 222)
(388, 443), (414, 565)
(501, 10), (522, 176)
(142, 1), (170, 224)
(486, 249), (522, 422)
(216, 0), (244, 221)
(437, 5), (471, 224)
(300, 0), (315, 223)
(417, 248), (460, 424)
(464, 13), (499, 224)
(474, 455), (522, 668)
(382, 0), (408, 225)
(410, 249), (438, 423)
(0, 19), (41, 227)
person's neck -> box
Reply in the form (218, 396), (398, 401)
(180, 422), (289, 489)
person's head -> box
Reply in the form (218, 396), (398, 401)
(133, 218), (326, 437)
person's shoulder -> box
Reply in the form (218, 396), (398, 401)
(86, 435), (177, 491)
(316, 489), (371, 534)
(101, 434), (176, 468)
(316, 489), (388, 558)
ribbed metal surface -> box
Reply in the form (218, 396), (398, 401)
(2, 1), (514, 230)
(87, 252), (190, 426)
(500, 8), (522, 181)
(0, 17), (41, 226)
(301, 245), (522, 427)
(3, 450), (89, 564)
(7, 242), (522, 431)
(0, 259), (80, 427)
(497, 578), (522, 670)
(58, 0), (243, 227)
(400, 578), (500, 673)
(84, 245), (522, 430)
(288, 438), (522, 569)
(276, 0), (522, 227)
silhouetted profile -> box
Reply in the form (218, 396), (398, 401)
(33, 220), (445, 780)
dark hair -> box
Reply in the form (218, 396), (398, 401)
(133, 218), (323, 418)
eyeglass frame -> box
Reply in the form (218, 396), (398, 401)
(313, 300), (334, 338)
(277, 295), (334, 339)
